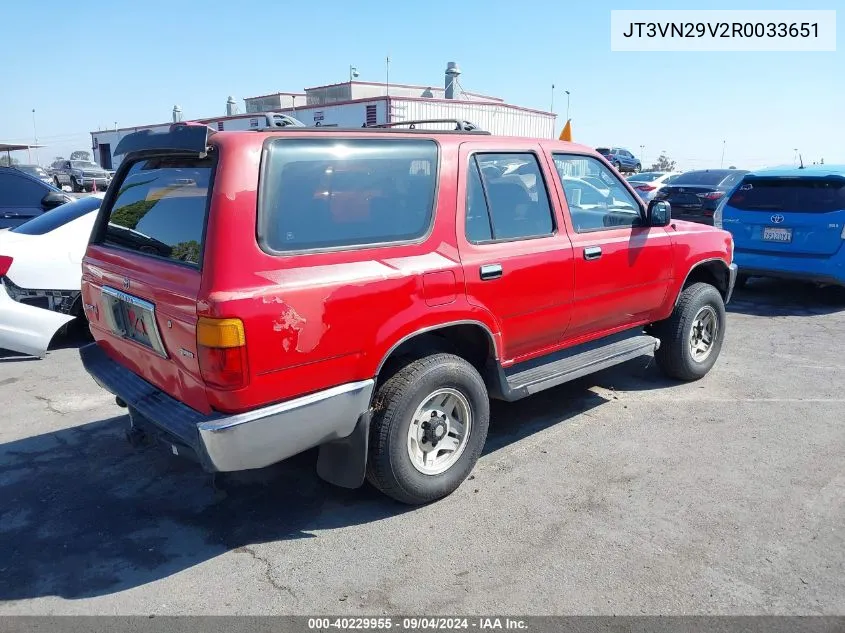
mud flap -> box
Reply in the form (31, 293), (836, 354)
(0, 285), (74, 357)
(316, 410), (371, 489)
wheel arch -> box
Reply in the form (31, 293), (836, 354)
(677, 258), (732, 304)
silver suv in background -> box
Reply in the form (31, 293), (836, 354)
(49, 159), (111, 192)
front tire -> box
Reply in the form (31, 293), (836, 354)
(366, 353), (490, 505)
(654, 283), (727, 381)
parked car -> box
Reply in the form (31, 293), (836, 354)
(14, 164), (54, 185)
(596, 147), (641, 173)
(715, 165), (845, 287)
(0, 166), (73, 228)
(654, 169), (749, 224)
(79, 120), (736, 505)
(626, 171), (684, 201)
(0, 194), (105, 357)
(49, 158), (111, 192)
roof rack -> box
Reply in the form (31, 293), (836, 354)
(367, 119), (489, 134)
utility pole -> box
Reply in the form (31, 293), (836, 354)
(720, 140), (726, 169)
(565, 90), (571, 120)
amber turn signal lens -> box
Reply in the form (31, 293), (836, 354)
(197, 317), (245, 349)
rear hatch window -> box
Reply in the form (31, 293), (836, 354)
(102, 156), (213, 265)
(727, 177), (845, 212)
(596, 148), (611, 156)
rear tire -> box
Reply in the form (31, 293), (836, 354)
(654, 283), (726, 381)
(613, 161), (622, 171)
(71, 177), (81, 193)
(366, 353), (490, 505)
(634, 163), (641, 173)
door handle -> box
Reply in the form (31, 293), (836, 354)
(584, 246), (602, 261)
(479, 263), (503, 281)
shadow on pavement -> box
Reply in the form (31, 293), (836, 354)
(0, 375), (627, 602)
(728, 278), (845, 317)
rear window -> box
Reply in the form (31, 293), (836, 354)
(12, 195), (101, 235)
(102, 156), (212, 265)
(673, 171), (735, 186)
(259, 138), (438, 252)
(727, 177), (845, 212)
(596, 148), (611, 155)
(627, 172), (662, 182)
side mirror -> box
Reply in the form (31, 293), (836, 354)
(647, 199), (671, 227)
(41, 191), (69, 210)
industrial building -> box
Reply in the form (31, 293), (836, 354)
(89, 62), (556, 170)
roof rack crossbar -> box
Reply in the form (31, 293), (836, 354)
(367, 119), (487, 133)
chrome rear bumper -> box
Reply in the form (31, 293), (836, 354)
(79, 343), (374, 472)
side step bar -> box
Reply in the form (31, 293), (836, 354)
(487, 330), (660, 402)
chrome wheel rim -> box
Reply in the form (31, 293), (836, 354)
(689, 305), (719, 362)
(407, 388), (472, 475)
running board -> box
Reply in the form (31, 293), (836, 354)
(487, 330), (660, 402)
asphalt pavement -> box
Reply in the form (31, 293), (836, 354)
(0, 279), (843, 615)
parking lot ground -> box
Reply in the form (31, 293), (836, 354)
(0, 280), (843, 615)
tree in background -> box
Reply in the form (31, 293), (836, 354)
(649, 153), (676, 172)
(0, 156), (20, 167)
(70, 150), (92, 161)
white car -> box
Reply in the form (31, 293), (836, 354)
(0, 194), (104, 357)
(626, 171), (683, 201)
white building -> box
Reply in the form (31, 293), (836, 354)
(90, 62), (556, 170)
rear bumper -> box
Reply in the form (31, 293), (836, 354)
(735, 250), (845, 286)
(0, 282), (74, 357)
(79, 343), (375, 472)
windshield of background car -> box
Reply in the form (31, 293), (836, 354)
(11, 195), (101, 235)
(258, 138), (438, 252)
(727, 177), (845, 212)
(672, 171), (735, 186)
(70, 161), (100, 169)
(100, 156), (212, 265)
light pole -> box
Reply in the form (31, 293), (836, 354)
(31, 108), (39, 165)
(550, 84), (555, 114)
(565, 90), (571, 120)
(639, 144), (645, 166)
(793, 148), (799, 165)
(349, 65), (359, 81)
(720, 140), (726, 168)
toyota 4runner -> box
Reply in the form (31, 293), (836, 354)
(79, 120), (737, 505)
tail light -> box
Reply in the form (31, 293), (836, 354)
(197, 317), (249, 390)
(635, 184), (656, 191)
(0, 255), (12, 277)
(696, 191), (725, 200)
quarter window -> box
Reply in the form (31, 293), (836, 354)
(553, 154), (642, 233)
(464, 153), (555, 242)
(259, 138), (438, 252)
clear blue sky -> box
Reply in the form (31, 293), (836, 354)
(0, 0), (841, 170)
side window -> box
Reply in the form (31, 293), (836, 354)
(259, 138), (438, 252)
(465, 153), (555, 242)
(0, 173), (46, 206)
(552, 154), (642, 233)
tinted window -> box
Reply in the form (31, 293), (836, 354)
(553, 154), (641, 233)
(12, 195), (101, 235)
(260, 138), (438, 252)
(596, 148), (611, 156)
(465, 159), (493, 242)
(0, 172), (48, 206)
(466, 153), (554, 241)
(673, 170), (735, 186)
(102, 156), (212, 265)
(727, 177), (845, 212)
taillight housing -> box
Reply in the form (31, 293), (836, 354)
(197, 317), (249, 390)
(696, 191), (725, 200)
(0, 255), (12, 277)
(635, 184), (656, 191)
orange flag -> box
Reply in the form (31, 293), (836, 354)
(559, 119), (572, 141)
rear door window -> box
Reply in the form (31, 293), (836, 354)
(12, 195), (101, 235)
(259, 138), (438, 252)
(101, 156), (213, 265)
(0, 172), (46, 207)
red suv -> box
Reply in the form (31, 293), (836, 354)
(79, 120), (737, 504)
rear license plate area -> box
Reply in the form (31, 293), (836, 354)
(762, 227), (792, 243)
(101, 286), (168, 357)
